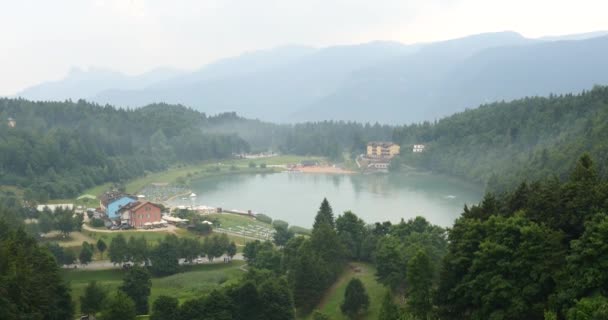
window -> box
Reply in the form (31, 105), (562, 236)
(147, 213), (150, 218)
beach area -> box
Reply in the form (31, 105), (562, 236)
(289, 165), (355, 174)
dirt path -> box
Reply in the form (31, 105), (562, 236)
(82, 223), (179, 234)
(64, 253), (245, 270)
(314, 263), (365, 310)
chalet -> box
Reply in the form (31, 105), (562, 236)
(7, 117), (16, 128)
(366, 142), (400, 159)
(117, 201), (162, 228)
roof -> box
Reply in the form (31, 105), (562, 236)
(117, 201), (163, 213)
(367, 141), (397, 147)
(106, 197), (138, 219)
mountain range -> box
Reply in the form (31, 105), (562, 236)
(13, 30), (608, 124)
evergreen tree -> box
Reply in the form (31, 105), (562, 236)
(100, 291), (136, 320)
(108, 234), (128, 265)
(313, 198), (335, 230)
(79, 241), (94, 265)
(375, 236), (407, 291)
(258, 277), (295, 320)
(96, 239), (107, 259)
(0, 222), (75, 320)
(120, 266), (152, 315)
(291, 240), (327, 312)
(340, 278), (369, 319)
(151, 295), (179, 320)
(379, 290), (401, 320)
(80, 281), (107, 316)
(407, 249), (434, 319)
(150, 239), (179, 276)
(336, 211), (367, 260)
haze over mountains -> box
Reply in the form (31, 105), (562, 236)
(14, 31), (608, 124)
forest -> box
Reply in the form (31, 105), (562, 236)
(0, 99), (250, 200)
(392, 85), (608, 193)
(3, 155), (608, 319)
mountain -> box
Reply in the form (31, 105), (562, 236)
(16, 67), (183, 102)
(295, 34), (608, 123)
(539, 30), (608, 41)
(92, 41), (416, 120)
(14, 31), (608, 124)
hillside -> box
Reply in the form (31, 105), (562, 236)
(392, 85), (608, 192)
(0, 99), (249, 199)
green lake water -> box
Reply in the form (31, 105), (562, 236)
(171, 172), (482, 228)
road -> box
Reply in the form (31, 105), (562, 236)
(63, 253), (245, 270)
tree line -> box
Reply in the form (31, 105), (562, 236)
(106, 233), (237, 275)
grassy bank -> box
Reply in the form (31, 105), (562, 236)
(82, 155), (324, 198)
(63, 261), (246, 315)
(303, 262), (385, 320)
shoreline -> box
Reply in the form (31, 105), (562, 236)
(288, 165), (356, 174)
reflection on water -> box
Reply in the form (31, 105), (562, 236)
(171, 172), (482, 228)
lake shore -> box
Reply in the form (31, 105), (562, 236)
(290, 165), (356, 174)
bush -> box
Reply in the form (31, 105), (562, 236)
(249, 162), (257, 168)
(90, 218), (105, 228)
(255, 214), (272, 224)
(260, 163), (267, 169)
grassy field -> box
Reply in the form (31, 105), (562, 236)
(302, 262), (386, 320)
(63, 260), (246, 315)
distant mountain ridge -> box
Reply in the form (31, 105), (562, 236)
(13, 31), (608, 123)
(17, 67), (183, 102)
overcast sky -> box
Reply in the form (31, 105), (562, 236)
(1, 0), (607, 95)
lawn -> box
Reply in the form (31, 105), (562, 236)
(302, 262), (386, 320)
(63, 260), (246, 315)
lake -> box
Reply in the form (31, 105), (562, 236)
(170, 172), (483, 228)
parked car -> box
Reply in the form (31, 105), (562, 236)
(119, 224), (131, 230)
(110, 225), (119, 230)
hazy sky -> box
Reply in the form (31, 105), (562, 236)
(1, 0), (607, 95)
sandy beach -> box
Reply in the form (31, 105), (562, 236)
(290, 166), (356, 174)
